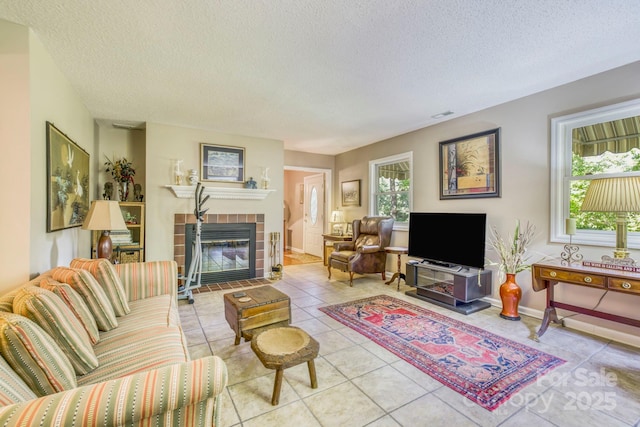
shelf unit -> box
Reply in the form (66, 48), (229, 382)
(405, 262), (492, 314)
(92, 202), (145, 263)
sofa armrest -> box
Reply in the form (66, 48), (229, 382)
(114, 261), (178, 301)
(0, 355), (228, 426)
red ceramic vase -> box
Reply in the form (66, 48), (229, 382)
(499, 273), (521, 320)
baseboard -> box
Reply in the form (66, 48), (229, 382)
(483, 297), (640, 348)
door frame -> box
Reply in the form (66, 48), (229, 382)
(284, 166), (333, 252)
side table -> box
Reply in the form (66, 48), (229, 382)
(384, 246), (408, 291)
(223, 285), (291, 345)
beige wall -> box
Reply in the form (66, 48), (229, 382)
(145, 123), (284, 268)
(0, 20), (94, 292)
(284, 169), (317, 251)
(0, 21), (30, 289)
(28, 28), (95, 277)
(96, 126), (146, 201)
(335, 61), (640, 338)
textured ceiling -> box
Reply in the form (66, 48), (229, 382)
(2, 0), (640, 155)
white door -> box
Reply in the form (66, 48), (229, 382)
(303, 174), (325, 257)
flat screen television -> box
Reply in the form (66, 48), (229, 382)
(408, 212), (487, 270)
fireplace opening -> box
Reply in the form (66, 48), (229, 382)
(185, 223), (256, 284)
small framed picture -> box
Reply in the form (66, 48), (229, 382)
(200, 144), (245, 182)
(341, 179), (361, 207)
(439, 128), (501, 199)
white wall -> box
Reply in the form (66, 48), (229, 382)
(145, 123), (284, 268)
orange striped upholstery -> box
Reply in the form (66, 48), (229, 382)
(114, 261), (178, 301)
(50, 267), (119, 331)
(0, 356), (36, 406)
(39, 278), (100, 345)
(13, 287), (98, 376)
(79, 325), (189, 386)
(0, 313), (76, 396)
(70, 258), (131, 316)
(0, 356), (228, 426)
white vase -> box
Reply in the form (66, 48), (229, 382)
(188, 169), (198, 185)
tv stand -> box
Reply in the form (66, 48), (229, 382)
(405, 263), (492, 315)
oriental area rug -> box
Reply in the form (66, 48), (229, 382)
(319, 295), (565, 411)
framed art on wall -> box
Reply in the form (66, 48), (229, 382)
(46, 121), (90, 232)
(341, 179), (361, 206)
(439, 128), (501, 200)
(200, 143), (245, 182)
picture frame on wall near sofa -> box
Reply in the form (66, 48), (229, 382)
(341, 179), (361, 206)
(46, 121), (90, 232)
(439, 127), (501, 200)
(200, 143), (245, 182)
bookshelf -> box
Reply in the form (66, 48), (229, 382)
(92, 202), (145, 263)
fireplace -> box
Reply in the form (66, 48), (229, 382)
(184, 223), (256, 284)
(174, 213), (265, 283)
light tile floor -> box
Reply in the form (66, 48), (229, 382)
(178, 262), (640, 427)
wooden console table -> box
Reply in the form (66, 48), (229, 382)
(531, 260), (640, 339)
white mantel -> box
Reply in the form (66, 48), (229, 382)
(165, 185), (275, 200)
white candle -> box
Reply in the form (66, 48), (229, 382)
(565, 218), (576, 235)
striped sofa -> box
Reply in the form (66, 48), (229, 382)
(0, 259), (228, 426)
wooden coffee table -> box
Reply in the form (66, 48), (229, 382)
(224, 285), (291, 345)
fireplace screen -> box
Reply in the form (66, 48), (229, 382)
(185, 223), (256, 283)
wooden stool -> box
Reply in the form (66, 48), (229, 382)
(250, 326), (319, 405)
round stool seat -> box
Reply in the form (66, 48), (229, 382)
(255, 327), (311, 355)
(251, 326), (319, 405)
(252, 326), (319, 370)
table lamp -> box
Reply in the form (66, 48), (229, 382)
(580, 176), (640, 263)
(82, 200), (128, 259)
(330, 209), (345, 235)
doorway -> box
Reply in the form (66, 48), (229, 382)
(283, 166), (332, 257)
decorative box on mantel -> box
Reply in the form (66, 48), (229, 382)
(165, 185), (275, 200)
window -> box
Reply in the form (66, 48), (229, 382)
(550, 98), (640, 248)
(369, 152), (412, 230)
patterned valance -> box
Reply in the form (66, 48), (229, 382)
(573, 116), (640, 157)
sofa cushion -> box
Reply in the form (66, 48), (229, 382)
(78, 325), (189, 386)
(50, 267), (118, 331)
(39, 278), (100, 345)
(13, 286), (99, 376)
(0, 313), (76, 396)
(0, 355), (37, 406)
(70, 258), (131, 316)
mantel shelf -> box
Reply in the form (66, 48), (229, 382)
(164, 185), (276, 200)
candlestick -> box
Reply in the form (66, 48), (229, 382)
(565, 218), (576, 235)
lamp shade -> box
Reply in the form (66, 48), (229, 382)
(580, 176), (640, 213)
(82, 200), (127, 231)
(330, 210), (345, 223)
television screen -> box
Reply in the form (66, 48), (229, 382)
(408, 212), (487, 269)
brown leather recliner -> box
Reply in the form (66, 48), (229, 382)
(327, 216), (394, 286)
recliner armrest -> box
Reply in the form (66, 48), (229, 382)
(333, 242), (354, 252)
(359, 245), (382, 254)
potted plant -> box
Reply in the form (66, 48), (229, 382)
(488, 220), (536, 320)
(105, 156), (136, 201)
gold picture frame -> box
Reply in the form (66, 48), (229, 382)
(46, 121), (90, 232)
(200, 143), (245, 182)
(341, 179), (361, 206)
(439, 128), (501, 199)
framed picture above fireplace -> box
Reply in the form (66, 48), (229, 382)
(200, 143), (245, 183)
